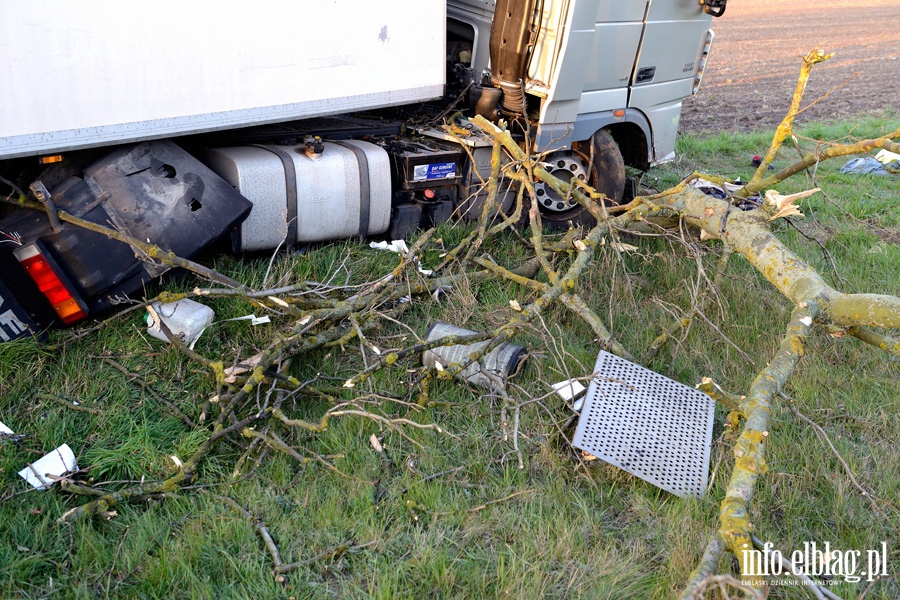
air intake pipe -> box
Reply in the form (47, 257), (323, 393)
(489, 0), (538, 116)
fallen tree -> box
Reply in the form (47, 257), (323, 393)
(3, 48), (897, 597)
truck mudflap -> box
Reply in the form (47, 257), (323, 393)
(0, 141), (252, 336)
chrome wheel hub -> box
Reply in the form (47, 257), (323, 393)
(532, 151), (590, 213)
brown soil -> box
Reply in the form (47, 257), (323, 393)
(680, 0), (900, 134)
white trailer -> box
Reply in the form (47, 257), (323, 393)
(0, 0), (446, 159)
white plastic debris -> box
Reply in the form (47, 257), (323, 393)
(370, 239), (410, 254)
(18, 443), (77, 490)
(223, 314), (271, 326)
(369, 240), (433, 275)
(551, 379), (587, 412)
(875, 149), (900, 164)
(147, 299), (215, 349)
(0, 420), (13, 435)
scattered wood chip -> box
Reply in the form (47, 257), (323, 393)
(268, 296), (290, 308)
(765, 188), (820, 221)
(223, 351), (265, 383)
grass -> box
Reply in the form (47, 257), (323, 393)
(1, 115), (899, 599)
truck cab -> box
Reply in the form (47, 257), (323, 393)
(448, 0), (715, 223)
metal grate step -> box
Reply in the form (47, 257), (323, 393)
(572, 352), (715, 498)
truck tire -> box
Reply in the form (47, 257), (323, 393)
(532, 128), (625, 229)
(589, 128), (626, 205)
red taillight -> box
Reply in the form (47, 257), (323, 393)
(13, 244), (88, 324)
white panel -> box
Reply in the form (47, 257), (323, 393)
(577, 88), (628, 114)
(628, 78), (693, 108)
(0, 0), (445, 156)
(635, 20), (711, 87)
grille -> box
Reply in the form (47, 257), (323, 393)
(572, 352), (715, 498)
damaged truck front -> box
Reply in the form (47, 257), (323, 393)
(0, 0), (722, 342)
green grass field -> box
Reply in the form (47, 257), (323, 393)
(1, 114), (898, 599)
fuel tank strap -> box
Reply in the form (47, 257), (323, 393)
(332, 141), (371, 237)
(250, 144), (298, 247)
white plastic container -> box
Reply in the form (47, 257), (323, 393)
(146, 299), (214, 349)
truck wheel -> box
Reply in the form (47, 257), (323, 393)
(531, 129), (625, 229)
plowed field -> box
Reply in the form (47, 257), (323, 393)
(680, 0), (900, 133)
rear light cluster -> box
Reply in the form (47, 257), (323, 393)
(13, 244), (88, 324)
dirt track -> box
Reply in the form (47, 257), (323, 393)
(680, 0), (900, 133)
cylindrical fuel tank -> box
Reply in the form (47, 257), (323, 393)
(204, 140), (391, 251)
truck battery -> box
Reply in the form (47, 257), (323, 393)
(418, 125), (516, 222)
(389, 139), (465, 192)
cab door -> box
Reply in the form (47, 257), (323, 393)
(528, 0), (650, 135)
(628, 0), (712, 107)
(577, 1), (648, 114)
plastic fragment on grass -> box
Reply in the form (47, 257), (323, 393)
(18, 443), (77, 490)
(0, 420), (12, 435)
(839, 157), (891, 176)
(370, 239), (410, 254)
(147, 299), (215, 350)
(369, 239), (433, 275)
(551, 379), (586, 412)
(223, 314), (271, 326)
(875, 149), (900, 165)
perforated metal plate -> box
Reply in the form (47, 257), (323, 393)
(572, 352), (715, 498)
